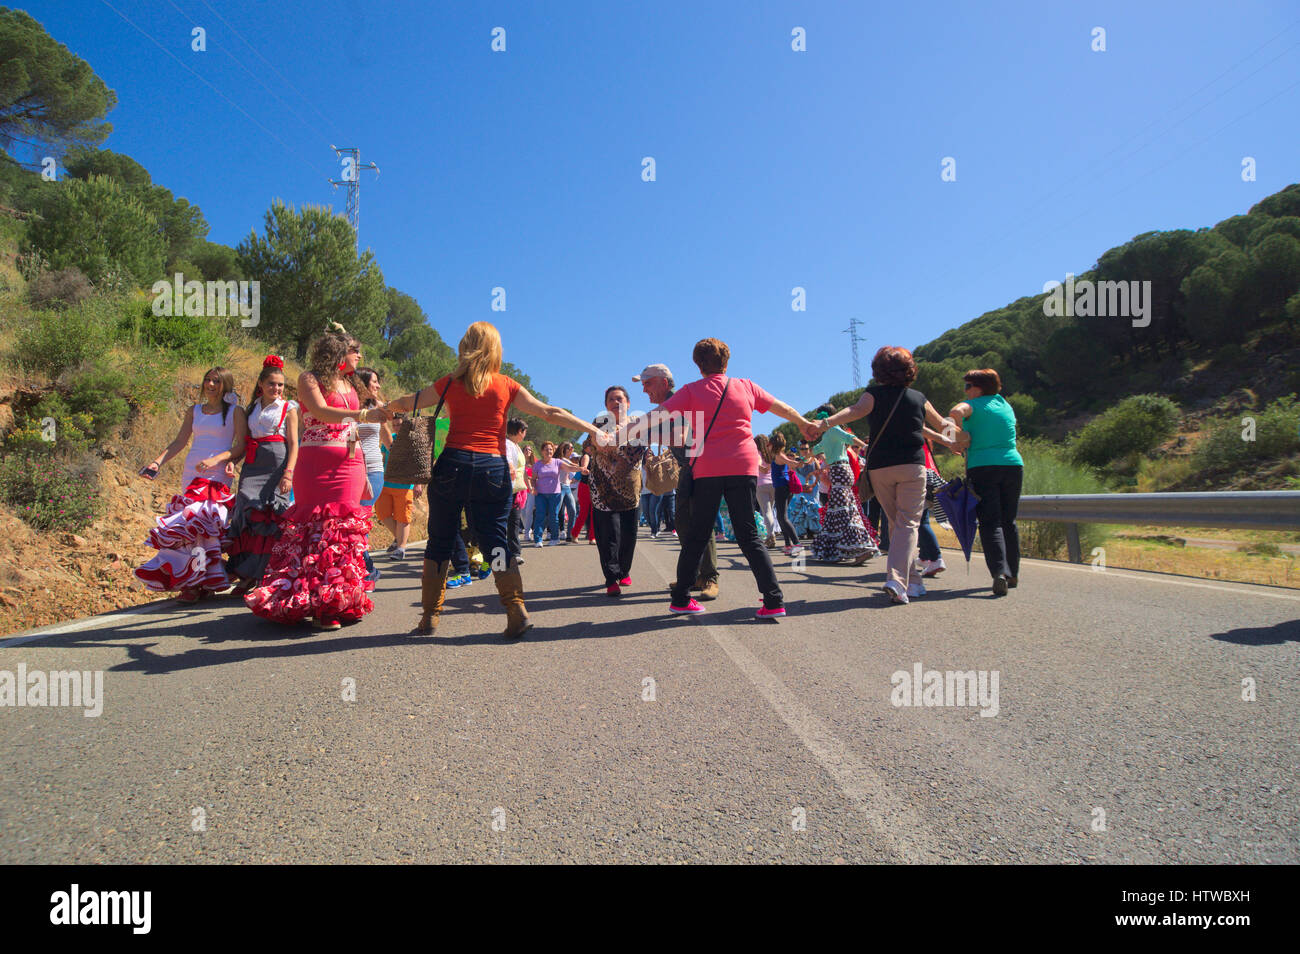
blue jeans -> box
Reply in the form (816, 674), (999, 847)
(658, 491), (675, 532)
(531, 492), (561, 542)
(558, 485), (578, 535)
(425, 448), (511, 565)
(918, 508), (940, 562)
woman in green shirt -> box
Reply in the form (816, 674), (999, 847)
(809, 404), (875, 564)
(948, 368), (1024, 596)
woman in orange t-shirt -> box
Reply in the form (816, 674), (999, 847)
(387, 322), (605, 638)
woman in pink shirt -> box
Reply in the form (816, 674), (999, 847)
(653, 338), (819, 618)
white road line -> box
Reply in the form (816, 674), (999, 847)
(0, 537), (432, 647)
(643, 540), (942, 862)
(1022, 555), (1300, 601)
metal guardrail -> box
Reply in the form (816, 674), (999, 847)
(1016, 492), (1300, 563)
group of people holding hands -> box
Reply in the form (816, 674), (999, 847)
(135, 319), (1024, 635)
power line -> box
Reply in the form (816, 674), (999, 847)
(96, 0), (333, 185)
(191, 0), (342, 135)
(161, 0), (338, 147)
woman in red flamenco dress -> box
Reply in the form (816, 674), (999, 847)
(244, 329), (386, 631)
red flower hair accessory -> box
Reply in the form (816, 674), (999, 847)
(263, 355), (284, 369)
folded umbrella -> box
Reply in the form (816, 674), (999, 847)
(935, 476), (980, 566)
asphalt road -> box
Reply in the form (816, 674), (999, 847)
(1, 531), (1297, 864)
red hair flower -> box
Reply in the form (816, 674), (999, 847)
(263, 355), (284, 369)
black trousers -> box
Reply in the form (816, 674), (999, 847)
(967, 464), (1023, 580)
(773, 483), (799, 546)
(593, 507), (638, 586)
(674, 475), (782, 609)
(673, 487), (717, 583)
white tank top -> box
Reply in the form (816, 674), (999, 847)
(182, 403), (237, 487)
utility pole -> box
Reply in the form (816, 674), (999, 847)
(328, 145), (380, 249)
(843, 317), (866, 388)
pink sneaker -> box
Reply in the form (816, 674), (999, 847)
(756, 605), (786, 619)
(619, 576), (631, 586)
(670, 599), (705, 614)
(606, 584), (621, 597)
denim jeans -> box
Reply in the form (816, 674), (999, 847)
(658, 491), (675, 532)
(424, 448), (511, 565)
(918, 508), (940, 562)
(558, 485), (578, 536)
(531, 492), (561, 542)
(643, 493), (661, 531)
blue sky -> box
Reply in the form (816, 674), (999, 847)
(18, 0), (1300, 426)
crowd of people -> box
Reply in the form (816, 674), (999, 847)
(134, 321), (1024, 633)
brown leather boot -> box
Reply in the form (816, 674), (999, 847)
(493, 566), (533, 639)
(416, 559), (451, 635)
(698, 579), (719, 600)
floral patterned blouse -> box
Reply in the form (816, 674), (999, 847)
(301, 384), (359, 446)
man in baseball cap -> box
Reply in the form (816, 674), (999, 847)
(632, 362), (719, 600)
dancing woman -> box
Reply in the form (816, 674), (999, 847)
(809, 404), (876, 565)
(136, 367), (247, 602)
(385, 321), (606, 638)
(245, 331), (381, 630)
(226, 355), (298, 595)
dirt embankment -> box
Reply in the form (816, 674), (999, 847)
(0, 353), (429, 638)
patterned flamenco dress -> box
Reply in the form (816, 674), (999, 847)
(244, 388), (375, 625)
(135, 404), (236, 597)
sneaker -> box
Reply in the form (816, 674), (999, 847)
(786, 545), (804, 557)
(384, 542), (397, 554)
(447, 575), (464, 588)
(883, 580), (909, 605)
(670, 599), (705, 614)
(515, 556), (525, 565)
(715, 533), (726, 543)
(670, 530), (677, 536)
(474, 565), (492, 580)
(756, 605), (786, 619)
(619, 576), (631, 586)
(993, 575), (1009, 597)
(921, 558), (946, 578)
(606, 584), (621, 597)
(651, 532), (659, 539)
(535, 539), (544, 548)
(907, 582), (927, 599)
(457, 573), (472, 586)
(392, 547), (407, 560)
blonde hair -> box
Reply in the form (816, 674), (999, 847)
(453, 322), (503, 398)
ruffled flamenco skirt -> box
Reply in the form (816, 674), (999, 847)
(243, 446), (374, 624)
(812, 462), (880, 562)
(134, 478), (234, 593)
(225, 441), (290, 584)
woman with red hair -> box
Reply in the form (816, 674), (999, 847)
(817, 346), (957, 605)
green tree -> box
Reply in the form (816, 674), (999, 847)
(64, 147), (209, 264)
(189, 240), (240, 282)
(237, 200), (386, 359)
(0, 8), (116, 151)
(24, 174), (165, 283)
(1068, 394), (1181, 468)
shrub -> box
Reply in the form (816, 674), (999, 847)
(12, 303), (113, 377)
(1017, 439), (1110, 560)
(1068, 394), (1181, 468)
(1192, 394), (1300, 473)
(5, 392), (95, 455)
(116, 295), (229, 365)
(0, 452), (101, 532)
(27, 266), (94, 309)
(66, 361), (131, 439)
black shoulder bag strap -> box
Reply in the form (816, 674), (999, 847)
(680, 378), (730, 498)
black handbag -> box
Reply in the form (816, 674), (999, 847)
(677, 379), (730, 501)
